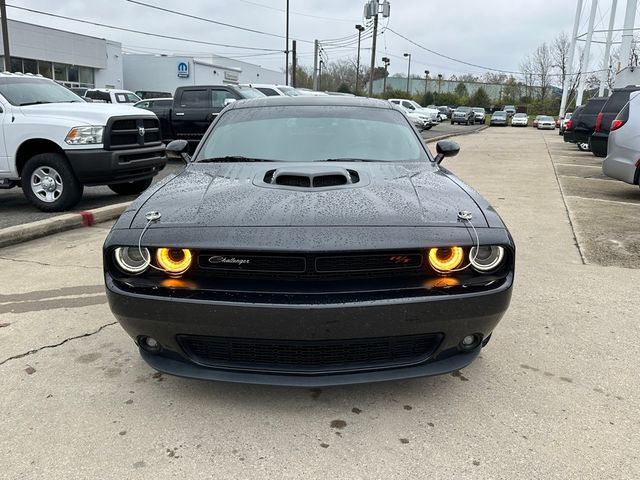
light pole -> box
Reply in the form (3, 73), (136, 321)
(404, 52), (411, 94)
(382, 56), (390, 94)
(318, 59), (324, 91)
(355, 24), (365, 94)
(437, 74), (443, 94)
(424, 70), (429, 101)
(365, 0), (390, 97)
(285, 0), (289, 85)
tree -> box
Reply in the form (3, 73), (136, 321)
(455, 82), (468, 97)
(551, 32), (571, 91)
(337, 83), (352, 94)
(532, 43), (554, 102)
(469, 87), (490, 107)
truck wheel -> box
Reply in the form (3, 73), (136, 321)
(21, 153), (83, 212)
(577, 142), (590, 152)
(108, 178), (153, 195)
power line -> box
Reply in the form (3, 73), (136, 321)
(236, 0), (355, 23)
(6, 4), (283, 52)
(125, 0), (313, 44)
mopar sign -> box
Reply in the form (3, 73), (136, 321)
(177, 61), (189, 78)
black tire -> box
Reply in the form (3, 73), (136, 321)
(21, 153), (83, 212)
(108, 178), (153, 195)
(577, 142), (590, 152)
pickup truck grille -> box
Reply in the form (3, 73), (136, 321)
(104, 116), (162, 150)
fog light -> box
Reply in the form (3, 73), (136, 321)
(459, 334), (481, 351)
(139, 336), (161, 353)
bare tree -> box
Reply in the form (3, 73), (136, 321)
(519, 54), (534, 100)
(532, 43), (554, 102)
(551, 32), (571, 90)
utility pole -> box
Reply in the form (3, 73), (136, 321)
(559, 0), (583, 118)
(313, 39), (319, 90)
(292, 40), (297, 87)
(403, 52), (411, 94)
(285, 0), (289, 85)
(318, 59), (323, 91)
(599, 0), (618, 96)
(424, 70), (429, 101)
(365, 0), (390, 97)
(438, 74), (442, 94)
(355, 24), (365, 94)
(382, 56), (390, 94)
(576, 0), (598, 107)
(619, 0), (637, 69)
(0, 0), (11, 71)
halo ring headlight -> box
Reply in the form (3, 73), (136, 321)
(114, 247), (151, 274)
(156, 248), (193, 275)
(469, 246), (505, 273)
(428, 246), (464, 273)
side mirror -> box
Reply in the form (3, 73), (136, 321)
(165, 139), (191, 163)
(224, 98), (237, 106)
(434, 140), (460, 164)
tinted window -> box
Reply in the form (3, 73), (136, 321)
(236, 86), (265, 99)
(85, 90), (111, 102)
(493, 112), (506, 118)
(603, 91), (633, 112)
(616, 102), (630, 122)
(211, 89), (236, 108)
(582, 99), (606, 114)
(197, 106), (429, 163)
(179, 89), (209, 108)
(135, 101), (150, 109)
(456, 107), (471, 112)
(156, 99), (173, 107)
(256, 87), (279, 96)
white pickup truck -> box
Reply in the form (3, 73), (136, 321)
(0, 73), (166, 211)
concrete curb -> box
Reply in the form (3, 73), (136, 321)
(0, 202), (130, 249)
(424, 124), (489, 143)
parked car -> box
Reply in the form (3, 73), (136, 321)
(134, 98), (174, 141)
(84, 88), (141, 104)
(103, 96), (515, 386)
(0, 73), (166, 211)
(564, 98), (607, 151)
(153, 84), (265, 149)
(536, 116), (555, 130)
(295, 88), (330, 96)
(532, 115), (543, 128)
(438, 105), (453, 119)
(511, 113), (529, 127)
(240, 83), (302, 97)
(490, 111), (508, 126)
(472, 107), (486, 124)
(503, 105), (516, 116)
(393, 103), (432, 131)
(69, 87), (89, 97)
(590, 85), (640, 157)
(559, 112), (572, 135)
(135, 90), (172, 100)
(388, 99), (439, 125)
(451, 106), (475, 125)
(602, 91), (640, 189)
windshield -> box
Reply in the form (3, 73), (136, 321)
(0, 78), (84, 106)
(493, 112), (507, 117)
(540, 116), (553, 121)
(237, 86), (266, 99)
(472, 108), (484, 113)
(196, 106), (430, 163)
(408, 100), (423, 109)
(278, 86), (301, 97)
(456, 106), (471, 112)
(514, 113), (526, 118)
(115, 92), (141, 103)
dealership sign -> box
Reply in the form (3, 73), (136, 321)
(177, 62), (189, 78)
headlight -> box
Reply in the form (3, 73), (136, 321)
(469, 246), (505, 272)
(428, 246), (464, 273)
(156, 248), (193, 276)
(65, 126), (104, 145)
(114, 247), (151, 274)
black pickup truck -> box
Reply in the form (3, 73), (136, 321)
(141, 85), (264, 150)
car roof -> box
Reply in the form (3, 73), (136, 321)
(226, 96), (395, 110)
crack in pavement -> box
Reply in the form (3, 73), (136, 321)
(0, 321), (117, 366)
(0, 256), (100, 270)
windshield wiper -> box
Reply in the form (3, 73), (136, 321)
(19, 101), (52, 106)
(198, 156), (276, 163)
(318, 158), (384, 162)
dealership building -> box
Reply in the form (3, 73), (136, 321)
(0, 19), (284, 92)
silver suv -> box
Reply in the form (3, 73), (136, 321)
(603, 90), (640, 189)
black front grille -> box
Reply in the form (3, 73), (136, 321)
(178, 334), (443, 373)
(313, 175), (348, 187)
(275, 175), (311, 187)
(106, 116), (162, 149)
(196, 251), (424, 278)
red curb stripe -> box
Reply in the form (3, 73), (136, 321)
(78, 211), (95, 227)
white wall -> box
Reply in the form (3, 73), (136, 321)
(94, 41), (123, 89)
(614, 66), (640, 89)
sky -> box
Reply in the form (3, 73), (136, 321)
(3, 0), (633, 80)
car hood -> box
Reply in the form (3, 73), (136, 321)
(129, 163), (487, 228)
(18, 102), (155, 125)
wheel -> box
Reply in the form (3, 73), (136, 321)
(108, 178), (153, 195)
(21, 153), (84, 212)
(577, 142), (590, 152)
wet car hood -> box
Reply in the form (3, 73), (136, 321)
(129, 163), (487, 228)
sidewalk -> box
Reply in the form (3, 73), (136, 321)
(0, 127), (638, 480)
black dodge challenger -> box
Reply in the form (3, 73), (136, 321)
(104, 96), (514, 386)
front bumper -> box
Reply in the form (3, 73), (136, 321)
(590, 132), (609, 156)
(537, 124), (555, 130)
(105, 272), (513, 386)
(65, 144), (167, 185)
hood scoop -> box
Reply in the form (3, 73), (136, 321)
(260, 166), (361, 190)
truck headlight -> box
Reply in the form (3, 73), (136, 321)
(65, 126), (104, 145)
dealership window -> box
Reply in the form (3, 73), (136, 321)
(10, 57), (22, 73)
(38, 61), (53, 79)
(23, 58), (38, 74)
(79, 66), (94, 85)
(54, 63), (66, 81)
(67, 65), (79, 83)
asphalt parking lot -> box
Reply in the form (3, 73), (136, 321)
(1, 126), (638, 479)
(421, 120), (486, 142)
